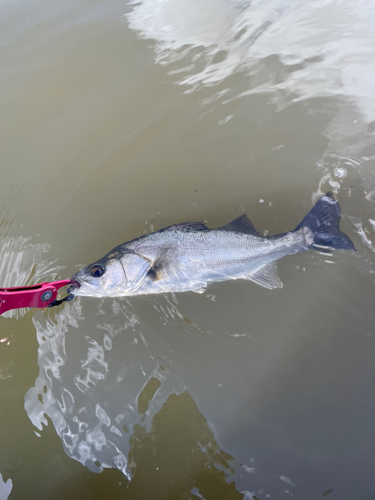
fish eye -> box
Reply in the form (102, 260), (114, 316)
(91, 265), (105, 278)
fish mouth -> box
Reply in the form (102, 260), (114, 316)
(67, 280), (81, 294)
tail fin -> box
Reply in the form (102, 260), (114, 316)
(295, 192), (355, 251)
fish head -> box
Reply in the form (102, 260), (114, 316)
(70, 256), (127, 297)
(70, 248), (152, 297)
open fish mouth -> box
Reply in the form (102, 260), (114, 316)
(67, 280), (81, 294)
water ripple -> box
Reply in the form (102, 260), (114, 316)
(0, 232), (63, 319)
(127, 0), (375, 124)
(24, 299), (186, 477)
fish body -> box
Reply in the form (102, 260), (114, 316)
(71, 193), (355, 298)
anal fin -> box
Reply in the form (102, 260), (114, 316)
(246, 263), (283, 290)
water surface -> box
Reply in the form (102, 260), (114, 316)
(1, 0), (375, 499)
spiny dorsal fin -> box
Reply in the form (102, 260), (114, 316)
(156, 221), (209, 233)
(221, 214), (261, 237)
(246, 263), (283, 289)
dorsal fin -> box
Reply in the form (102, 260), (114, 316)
(156, 221), (209, 233)
(246, 263), (283, 289)
(220, 214), (261, 237)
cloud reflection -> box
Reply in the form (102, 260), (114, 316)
(24, 296), (248, 497)
(0, 473), (12, 500)
(0, 232), (63, 319)
(127, 0), (375, 123)
(24, 299), (185, 478)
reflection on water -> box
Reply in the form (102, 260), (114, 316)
(24, 300), (249, 497)
(127, 0), (375, 121)
(0, 473), (12, 500)
(127, 391), (244, 499)
(24, 300), (181, 477)
(0, 228), (63, 320)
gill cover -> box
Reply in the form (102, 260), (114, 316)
(120, 252), (152, 290)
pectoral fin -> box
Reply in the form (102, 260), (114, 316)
(246, 263), (283, 289)
(147, 244), (177, 282)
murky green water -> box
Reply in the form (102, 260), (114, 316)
(1, 0), (375, 499)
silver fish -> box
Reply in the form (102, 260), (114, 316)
(70, 193), (355, 298)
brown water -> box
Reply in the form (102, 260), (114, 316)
(1, 0), (375, 499)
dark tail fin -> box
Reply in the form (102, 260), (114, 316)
(295, 192), (355, 251)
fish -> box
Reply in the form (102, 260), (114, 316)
(70, 193), (355, 298)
